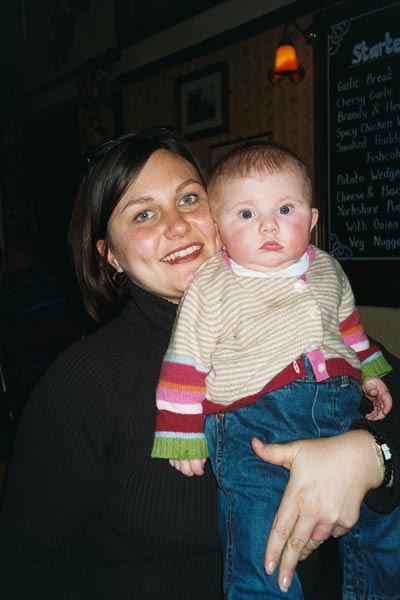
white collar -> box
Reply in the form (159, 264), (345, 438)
(229, 250), (309, 278)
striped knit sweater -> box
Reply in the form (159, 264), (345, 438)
(152, 246), (392, 460)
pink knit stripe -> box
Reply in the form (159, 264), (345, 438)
(307, 244), (316, 262)
(343, 330), (369, 348)
(157, 386), (205, 404)
(221, 249), (233, 270)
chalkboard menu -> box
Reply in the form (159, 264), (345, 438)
(315, 0), (400, 306)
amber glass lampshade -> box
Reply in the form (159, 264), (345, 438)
(268, 24), (305, 84)
(274, 43), (299, 73)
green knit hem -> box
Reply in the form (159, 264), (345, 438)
(151, 437), (209, 459)
(362, 355), (393, 381)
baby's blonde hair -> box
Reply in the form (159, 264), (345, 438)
(207, 142), (312, 213)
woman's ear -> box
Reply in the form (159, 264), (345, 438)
(96, 239), (123, 272)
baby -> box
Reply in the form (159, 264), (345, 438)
(152, 142), (394, 599)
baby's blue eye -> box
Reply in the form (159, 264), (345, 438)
(240, 209), (254, 219)
(278, 204), (292, 215)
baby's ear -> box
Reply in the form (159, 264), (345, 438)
(310, 208), (319, 232)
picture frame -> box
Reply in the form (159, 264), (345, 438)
(176, 62), (229, 140)
(210, 132), (272, 165)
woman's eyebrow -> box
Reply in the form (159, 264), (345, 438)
(118, 179), (204, 213)
(175, 178), (204, 193)
(119, 196), (153, 213)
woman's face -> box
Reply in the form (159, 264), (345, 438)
(100, 150), (220, 303)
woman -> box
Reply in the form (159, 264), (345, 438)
(0, 127), (398, 599)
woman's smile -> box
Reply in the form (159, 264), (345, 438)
(161, 243), (203, 264)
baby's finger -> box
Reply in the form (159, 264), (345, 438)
(169, 459), (181, 471)
(190, 458), (206, 476)
(179, 460), (195, 476)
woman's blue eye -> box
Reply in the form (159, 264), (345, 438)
(135, 210), (153, 221)
(240, 209), (254, 219)
(278, 204), (292, 215)
(180, 194), (197, 206)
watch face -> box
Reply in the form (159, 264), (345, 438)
(381, 443), (392, 461)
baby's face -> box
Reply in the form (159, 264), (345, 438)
(211, 168), (319, 272)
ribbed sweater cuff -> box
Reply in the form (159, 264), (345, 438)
(362, 355), (393, 381)
(151, 437), (209, 459)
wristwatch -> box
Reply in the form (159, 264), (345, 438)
(368, 428), (393, 488)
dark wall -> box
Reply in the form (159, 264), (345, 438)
(22, 104), (85, 319)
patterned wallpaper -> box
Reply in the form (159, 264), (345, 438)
(122, 19), (314, 178)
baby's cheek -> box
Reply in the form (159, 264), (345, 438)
(287, 223), (311, 252)
(224, 227), (249, 254)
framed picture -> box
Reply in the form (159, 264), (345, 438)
(176, 62), (229, 140)
(210, 132), (272, 165)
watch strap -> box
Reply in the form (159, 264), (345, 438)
(368, 428), (393, 488)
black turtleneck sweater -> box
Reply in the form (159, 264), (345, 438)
(0, 283), (222, 599)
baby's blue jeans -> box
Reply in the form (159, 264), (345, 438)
(205, 357), (400, 600)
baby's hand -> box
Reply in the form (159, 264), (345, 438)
(362, 377), (393, 421)
(169, 458), (207, 476)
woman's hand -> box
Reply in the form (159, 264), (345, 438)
(251, 430), (384, 593)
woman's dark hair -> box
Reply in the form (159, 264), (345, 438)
(68, 127), (204, 323)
